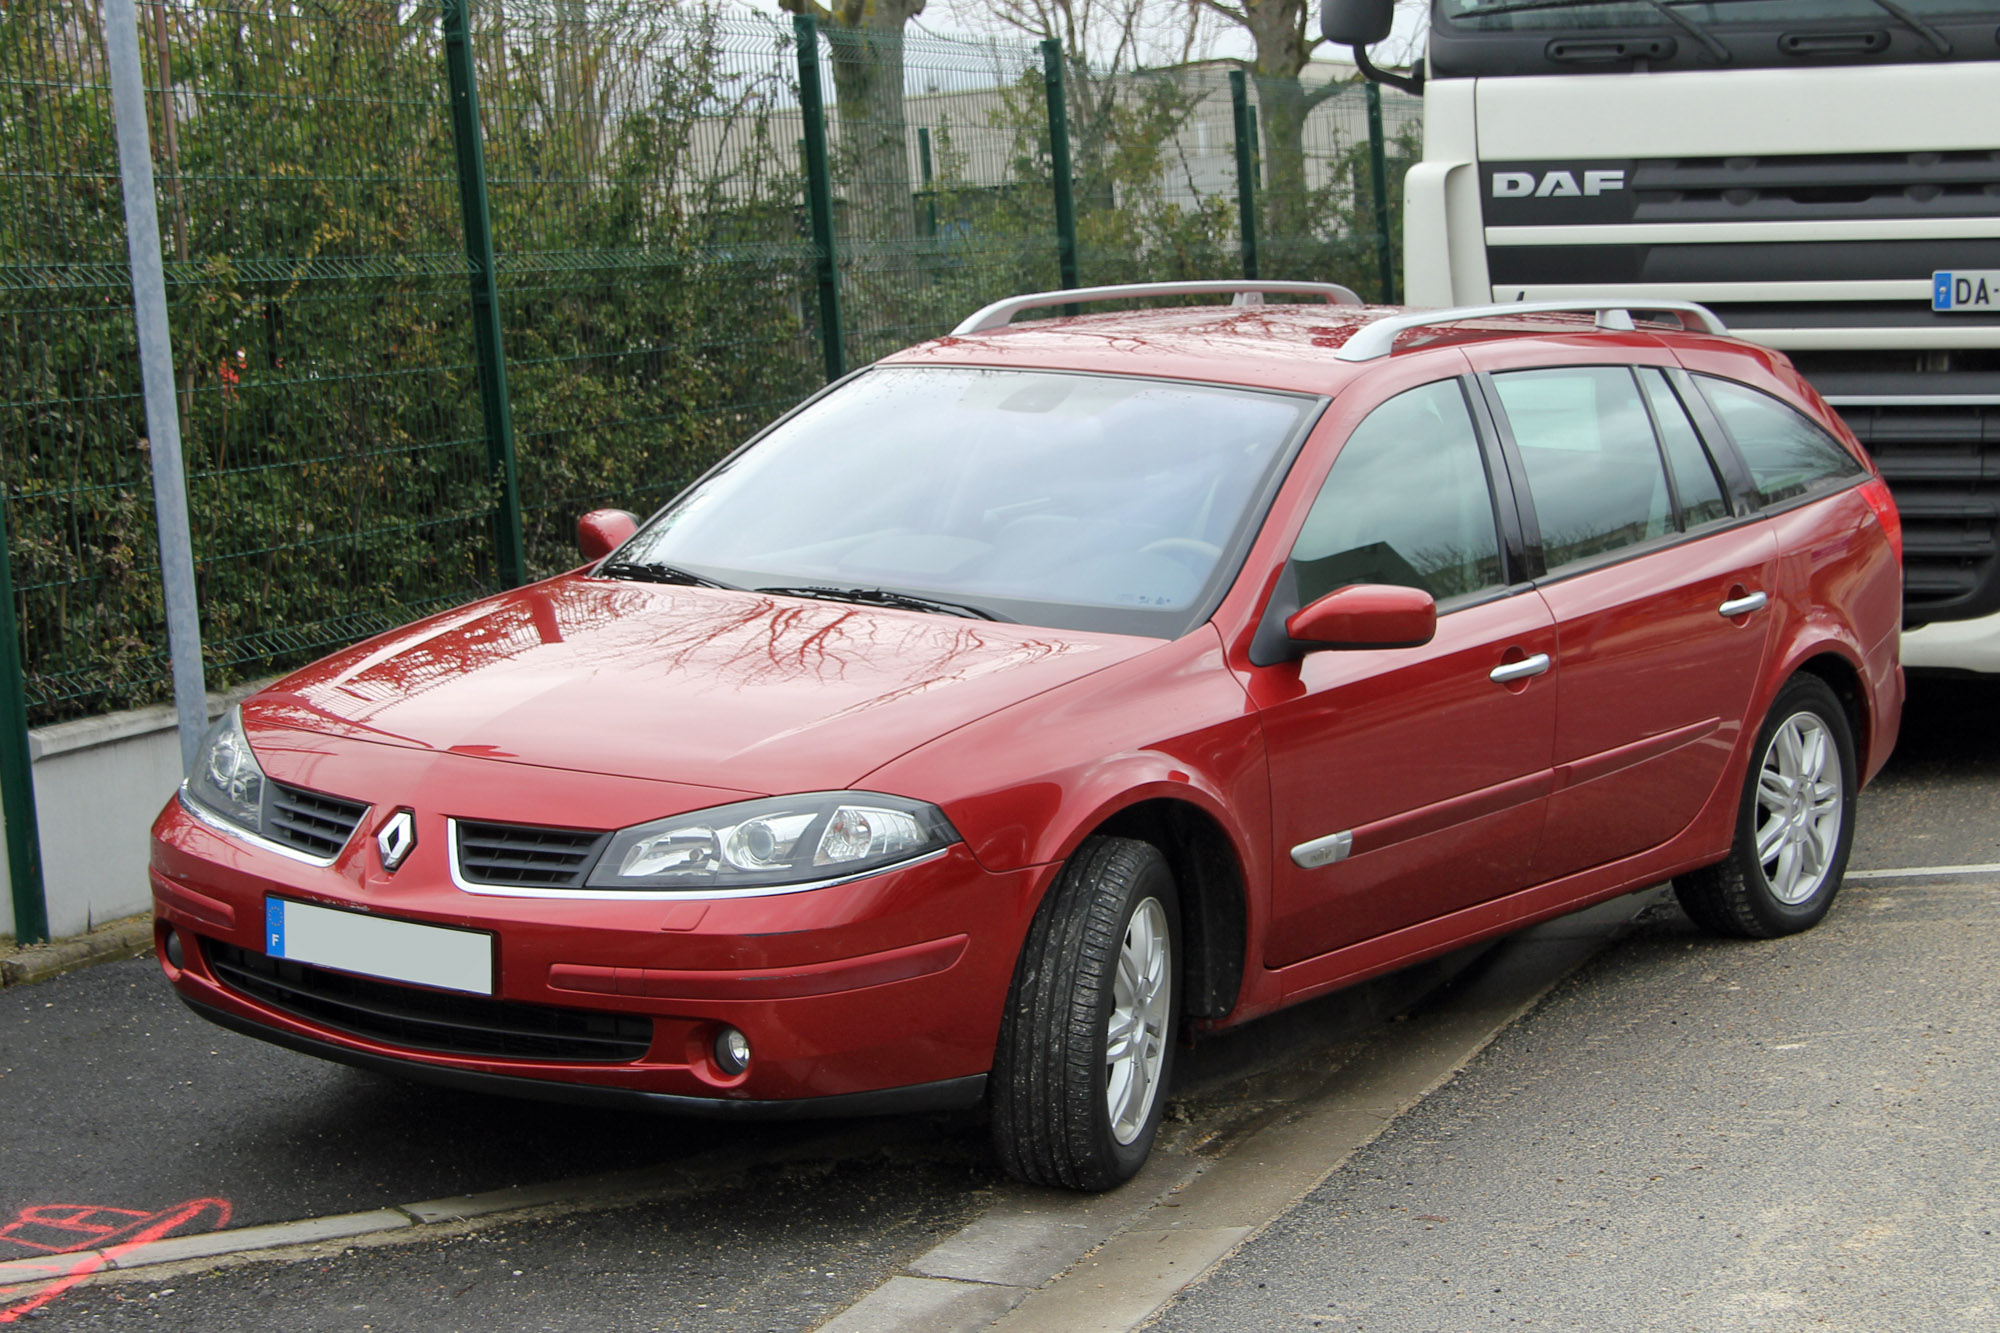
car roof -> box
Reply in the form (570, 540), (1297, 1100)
(881, 303), (1744, 396)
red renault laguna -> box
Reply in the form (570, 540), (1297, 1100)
(151, 284), (1902, 1190)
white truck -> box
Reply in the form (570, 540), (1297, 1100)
(1323, 0), (2000, 672)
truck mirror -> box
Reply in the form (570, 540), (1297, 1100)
(1322, 0), (1394, 45)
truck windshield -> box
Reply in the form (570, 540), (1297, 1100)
(1431, 0), (1996, 73)
(1441, 0), (1988, 28)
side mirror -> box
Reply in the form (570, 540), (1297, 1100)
(577, 508), (639, 563)
(1286, 583), (1437, 650)
(1322, 0), (1394, 45)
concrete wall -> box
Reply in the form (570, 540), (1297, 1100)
(1, 685), (261, 941)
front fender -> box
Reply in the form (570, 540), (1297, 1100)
(857, 624), (1273, 902)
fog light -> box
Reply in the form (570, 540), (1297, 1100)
(163, 926), (184, 970)
(714, 1026), (751, 1075)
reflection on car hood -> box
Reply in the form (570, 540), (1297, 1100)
(240, 577), (1150, 793)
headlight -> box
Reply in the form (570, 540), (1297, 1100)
(586, 792), (958, 891)
(183, 706), (268, 836)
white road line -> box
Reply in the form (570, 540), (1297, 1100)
(1846, 863), (2000, 882)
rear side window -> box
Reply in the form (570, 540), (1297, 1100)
(1291, 379), (1504, 604)
(1697, 376), (1866, 507)
(1638, 370), (1731, 528)
(1493, 366), (1673, 571)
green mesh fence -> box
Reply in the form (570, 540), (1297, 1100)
(809, 27), (1054, 367)
(3, 0), (158, 722)
(2, 0), (496, 722)
(1253, 70), (1421, 290)
(1066, 62), (1242, 291)
(471, 2), (822, 578)
(2, 2), (1418, 727)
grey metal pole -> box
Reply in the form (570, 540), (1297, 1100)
(104, 0), (207, 773)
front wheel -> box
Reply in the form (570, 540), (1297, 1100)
(1675, 673), (1858, 938)
(990, 836), (1179, 1191)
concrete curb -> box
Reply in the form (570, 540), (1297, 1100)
(0, 914), (153, 987)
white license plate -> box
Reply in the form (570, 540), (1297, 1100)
(265, 897), (493, 995)
(1933, 271), (2000, 312)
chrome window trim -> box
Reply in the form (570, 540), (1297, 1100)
(444, 817), (950, 900)
(178, 785), (363, 869)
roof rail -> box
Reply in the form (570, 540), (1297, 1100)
(1334, 300), (1730, 363)
(952, 281), (1364, 335)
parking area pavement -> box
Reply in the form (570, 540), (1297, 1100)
(2, 675), (1993, 1329)
(1146, 676), (2000, 1332)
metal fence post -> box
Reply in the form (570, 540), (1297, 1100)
(917, 126), (937, 239)
(1364, 80), (1397, 304)
(105, 0), (208, 776)
(1229, 70), (1260, 282)
(442, 0), (527, 589)
(1040, 39), (1079, 299)
(794, 16), (845, 383)
(0, 496), (48, 946)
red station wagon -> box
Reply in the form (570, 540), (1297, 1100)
(150, 284), (1904, 1189)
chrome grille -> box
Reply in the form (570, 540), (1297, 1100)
(455, 820), (610, 889)
(264, 782), (369, 860)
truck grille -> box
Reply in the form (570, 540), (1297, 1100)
(1629, 151), (2000, 225)
(265, 783), (369, 861)
(454, 821), (611, 890)
(204, 939), (653, 1063)
(1831, 400), (2000, 623)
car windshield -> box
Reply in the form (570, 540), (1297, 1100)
(610, 366), (1318, 637)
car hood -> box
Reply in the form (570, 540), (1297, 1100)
(241, 577), (1151, 794)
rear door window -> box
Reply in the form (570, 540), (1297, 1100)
(1638, 369), (1732, 527)
(1492, 366), (1674, 572)
(1696, 376), (1867, 507)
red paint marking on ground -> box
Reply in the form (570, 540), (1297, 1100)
(0, 1198), (230, 1323)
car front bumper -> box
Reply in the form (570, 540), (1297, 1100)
(151, 794), (1043, 1110)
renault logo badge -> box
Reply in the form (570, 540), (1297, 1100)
(377, 809), (417, 872)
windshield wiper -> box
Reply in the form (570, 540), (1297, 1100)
(1865, 0), (1951, 55)
(1458, 0), (1732, 62)
(756, 585), (1006, 622)
(597, 560), (737, 590)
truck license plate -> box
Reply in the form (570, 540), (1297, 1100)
(1933, 271), (2000, 312)
(265, 897), (494, 994)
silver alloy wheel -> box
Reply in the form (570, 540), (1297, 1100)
(1105, 895), (1172, 1146)
(1754, 711), (1845, 905)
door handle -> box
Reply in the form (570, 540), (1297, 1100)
(1719, 591), (1768, 618)
(1489, 653), (1551, 684)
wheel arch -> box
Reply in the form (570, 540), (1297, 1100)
(1792, 648), (1869, 771)
(1091, 798), (1248, 1023)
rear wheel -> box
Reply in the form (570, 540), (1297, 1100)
(1675, 673), (1858, 938)
(990, 836), (1178, 1191)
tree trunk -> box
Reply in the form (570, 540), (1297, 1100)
(822, 9), (917, 246)
(1253, 72), (1312, 254)
(1238, 0), (1324, 261)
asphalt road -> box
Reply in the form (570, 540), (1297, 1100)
(3, 673), (1993, 1329)
(1151, 675), (2000, 1332)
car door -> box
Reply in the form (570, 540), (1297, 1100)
(1248, 369), (1558, 969)
(1471, 355), (1779, 882)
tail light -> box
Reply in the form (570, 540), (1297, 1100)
(1859, 478), (1902, 565)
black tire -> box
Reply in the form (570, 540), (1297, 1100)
(1675, 673), (1858, 939)
(990, 836), (1180, 1191)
